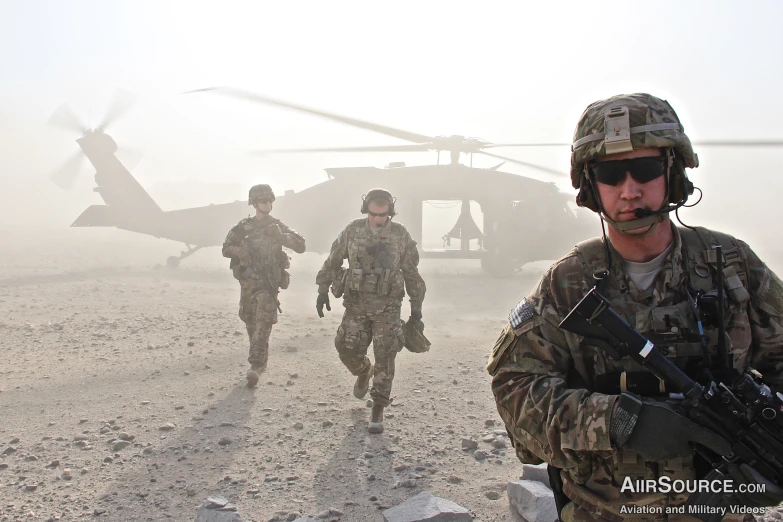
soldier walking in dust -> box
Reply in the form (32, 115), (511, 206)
(223, 184), (306, 387)
(315, 188), (426, 434)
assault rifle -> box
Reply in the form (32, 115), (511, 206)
(559, 284), (783, 520)
(241, 262), (282, 314)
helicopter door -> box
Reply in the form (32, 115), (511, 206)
(420, 199), (484, 258)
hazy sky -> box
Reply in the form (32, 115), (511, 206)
(1, 0), (782, 259)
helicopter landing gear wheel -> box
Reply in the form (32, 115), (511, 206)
(164, 245), (203, 269)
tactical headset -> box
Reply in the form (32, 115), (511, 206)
(360, 188), (396, 217)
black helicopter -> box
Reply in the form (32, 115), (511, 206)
(47, 87), (783, 276)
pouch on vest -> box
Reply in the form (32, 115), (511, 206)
(279, 270), (290, 290)
(331, 268), (348, 298)
(347, 268), (363, 291)
(278, 250), (291, 269)
(276, 251), (291, 290)
(379, 269), (392, 295)
(361, 271), (379, 293)
(681, 226), (751, 305)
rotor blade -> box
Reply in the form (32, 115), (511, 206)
(99, 87), (137, 131)
(49, 151), (85, 190)
(250, 144), (433, 156)
(186, 87), (435, 144)
(116, 145), (144, 171)
(48, 104), (87, 134)
(692, 140), (783, 147)
(487, 161), (506, 171)
(478, 151), (568, 178)
(482, 142), (571, 148)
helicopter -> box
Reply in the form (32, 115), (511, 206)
(46, 89), (254, 268)
(48, 88), (783, 276)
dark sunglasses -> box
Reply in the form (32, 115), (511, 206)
(367, 210), (389, 218)
(256, 198), (273, 204)
(589, 156), (666, 186)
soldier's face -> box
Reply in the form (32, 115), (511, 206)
(255, 200), (273, 215)
(367, 201), (390, 228)
(594, 148), (667, 232)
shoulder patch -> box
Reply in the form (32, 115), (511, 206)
(487, 323), (516, 375)
(509, 297), (535, 329)
(337, 231), (344, 243)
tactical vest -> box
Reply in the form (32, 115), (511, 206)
(563, 226), (753, 495)
(573, 226), (751, 399)
(232, 218), (291, 290)
(335, 225), (406, 300)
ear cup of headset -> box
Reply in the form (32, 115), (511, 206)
(577, 176), (600, 213)
(361, 190), (396, 216)
(668, 157), (693, 204)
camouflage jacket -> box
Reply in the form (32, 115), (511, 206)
(222, 215), (306, 291)
(487, 224), (783, 519)
(315, 218), (426, 313)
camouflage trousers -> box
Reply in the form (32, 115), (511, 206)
(238, 285), (279, 369)
(334, 302), (405, 408)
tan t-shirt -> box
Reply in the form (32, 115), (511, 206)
(623, 242), (674, 291)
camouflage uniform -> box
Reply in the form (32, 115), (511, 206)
(316, 217), (426, 407)
(223, 215), (306, 370)
(487, 93), (783, 522)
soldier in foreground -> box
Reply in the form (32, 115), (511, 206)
(223, 184), (306, 387)
(487, 94), (783, 521)
(316, 188), (426, 434)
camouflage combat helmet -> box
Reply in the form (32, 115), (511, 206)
(402, 318), (431, 353)
(570, 93), (698, 223)
(248, 184), (276, 206)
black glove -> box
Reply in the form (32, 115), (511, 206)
(610, 394), (731, 462)
(411, 310), (422, 321)
(727, 462), (783, 508)
(316, 292), (331, 318)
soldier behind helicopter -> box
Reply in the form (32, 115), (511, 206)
(487, 94), (783, 521)
(315, 188), (427, 434)
(223, 184), (306, 387)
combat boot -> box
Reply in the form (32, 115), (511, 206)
(353, 363), (373, 399)
(368, 403), (384, 434)
(246, 365), (266, 388)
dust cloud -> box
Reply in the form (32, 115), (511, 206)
(2, 89), (783, 522)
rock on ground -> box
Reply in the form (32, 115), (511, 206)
(520, 463), (552, 489)
(507, 480), (557, 522)
(194, 496), (247, 522)
(382, 491), (473, 522)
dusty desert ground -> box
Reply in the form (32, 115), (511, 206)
(4, 227), (783, 522)
(0, 227), (567, 522)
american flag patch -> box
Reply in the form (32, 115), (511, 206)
(509, 298), (534, 329)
